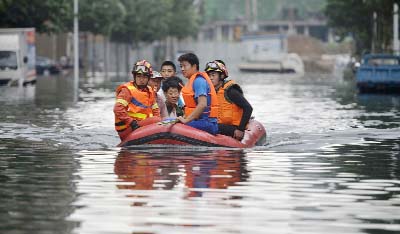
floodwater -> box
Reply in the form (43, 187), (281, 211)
(0, 72), (399, 234)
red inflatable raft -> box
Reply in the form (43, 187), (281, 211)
(118, 119), (266, 148)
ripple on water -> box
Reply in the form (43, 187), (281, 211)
(60, 146), (400, 234)
(1, 76), (400, 234)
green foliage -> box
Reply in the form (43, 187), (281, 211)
(166, 0), (199, 39)
(79, 0), (126, 36)
(111, 0), (199, 43)
(202, 0), (326, 23)
(0, 0), (71, 33)
(203, 0), (246, 22)
(325, 0), (400, 55)
(0, 0), (199, 43)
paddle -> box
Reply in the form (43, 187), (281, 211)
(157, 118), (179, 126)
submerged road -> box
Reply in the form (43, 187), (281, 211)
(0, 72), (399, 234)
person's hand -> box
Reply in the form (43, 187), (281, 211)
(176, 116), (187, 124)
(130, 120), (140, 130)
(233, 129), (244, 141)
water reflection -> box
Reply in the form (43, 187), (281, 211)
(321, 137), (400, 181)
(357, 94), (400, 110)
(114, 148), (248, 198)
(356, 94), (400, 129)
(2, 72), (400, 234)
(35, 75), (76, 108)
(0, 75), (118, 149)
(0, 85), (36, 103)
(0, 138), (78, 233)
(69, 148), (252, 233)
(71, 145), (400, 234)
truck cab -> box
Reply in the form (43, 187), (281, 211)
(0, 28), (36, 86)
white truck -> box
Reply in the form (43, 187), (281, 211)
(0, 28), (36, 86)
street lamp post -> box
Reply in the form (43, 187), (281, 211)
(73, 0), (79, 102)
(394, 3), (399, 55)
(372, 11), (377, 53)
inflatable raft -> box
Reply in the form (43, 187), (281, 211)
(118, 119), (266, 148)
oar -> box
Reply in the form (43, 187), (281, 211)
(157, 118), (179, 126)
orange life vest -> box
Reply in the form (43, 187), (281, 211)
(114, 81), (157, 132)
(216, 80), (243, 126)
(181, 72), (218, 118)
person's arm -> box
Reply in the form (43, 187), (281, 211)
(178, 95), (206, 123)
(227, 88), (253, 131)
(177, 76), (208, 123)
(113, 88), (135, 126)
(157, 95), (168, 118)
(151, 100), (160, 117)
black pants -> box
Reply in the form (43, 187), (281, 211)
(218, 124), (237, 137)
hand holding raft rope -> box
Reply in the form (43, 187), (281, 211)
(157, 118), (179, 125)
(158, 115), (189, 125)
(176, 116), (188, 124)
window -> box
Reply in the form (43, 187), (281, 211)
(367, 58), (399, 66)
(0, 51), (18, 70)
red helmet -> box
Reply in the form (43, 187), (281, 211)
(132, 60), (153, 77)
(205, 60), (228, 78)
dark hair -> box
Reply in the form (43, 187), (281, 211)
(178, 53), (199, 70)
(162, 76), (184, 92)
(161, 60), (176, 71)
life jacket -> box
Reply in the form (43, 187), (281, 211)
(181, 72), (218, 119)
(216, 80), (243, 126)
(114, 81), (157, 132)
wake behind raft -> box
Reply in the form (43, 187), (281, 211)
(118, 119), (267, 148)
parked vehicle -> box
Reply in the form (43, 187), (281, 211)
(36, 56), (61, 75)
(0, 28), (36, 86)
(356, 54), (400, 93)
(238, 34), (304, 75)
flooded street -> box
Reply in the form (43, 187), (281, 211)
(1, 73), (399, 234)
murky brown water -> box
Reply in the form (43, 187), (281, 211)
(0, 73), (399, 234)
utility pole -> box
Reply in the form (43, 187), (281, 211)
(394, 3), (399, 55)
(73, 0), (79, 102)
(245, 0), (251, 31)
(251, 0), (258, 32)
(372, 11), (377, 53)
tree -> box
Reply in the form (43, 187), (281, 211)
(202, 0), (326, 23)
(110, 0), (199, 43)
(79, 0), (125, 36)
(108, 0), (200, 72)
(0, 0), (71, 33)
(77, 0), (126, 77)
(165, 0), (199, 39)
(325, 0), (400, 55)
(0, 0), (199, 41)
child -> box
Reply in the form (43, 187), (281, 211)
(162, 76), (184, 118)
(159, 60), (185, 108)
